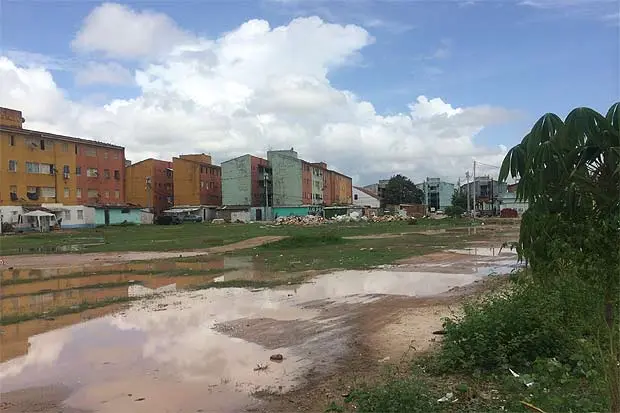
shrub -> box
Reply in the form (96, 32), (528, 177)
(259, 234), (345, 250)
(438, 275), (603, 373)
(346, 376), (439, 413)
(444, 206), (465, 218)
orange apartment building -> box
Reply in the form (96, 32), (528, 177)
(125, 158), (173, 214)
(172, 154), (222, 206)
(0, 107), (125, 206)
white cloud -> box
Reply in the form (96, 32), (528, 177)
(75, 61), (134, 86)
(1, 4), (517, 184)
(71, 2), (193, 59)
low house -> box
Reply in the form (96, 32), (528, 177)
(499, 183), (528, 216)
(216, 206), (251, 223)
(353, 186), (380, 208)
(41, 203), (96, 229)
(91, 205), (153, 226)
(164, 205), (218, 222)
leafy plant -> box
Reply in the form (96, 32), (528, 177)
(444, 205), (465, 218)
(499, 102), (620, 411)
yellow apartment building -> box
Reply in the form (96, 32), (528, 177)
(0, 107), (125, 206)
(172, 154), (222, 206)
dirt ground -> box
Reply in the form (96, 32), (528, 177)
(0, 231), (517, 413)
(250, 278), (500, 412)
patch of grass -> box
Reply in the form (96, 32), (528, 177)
(0, 219), (470, 255)
(0, 296), (137, 325)
(345, 375), (440, 413)
(234, 234), (449, 272)
(260, 234), (346, 249)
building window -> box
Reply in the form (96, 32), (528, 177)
(9, 135), (15, 146)
(63, 165), (70, 175)
(87, 168), (98, 177)
(114, 170), (120, 179)
(40, 140), (45, 150)
(87, 189), (98, 198)
(115, 190), (120, 199)
(76, 188), (82, 198)
(104, 190), (110, 198)
(85, 147), (97, 157)
(113, 152), (119, 160)
(354, 194), (358, 200)
(209, 182), (214, 189)
(77, 209), (84, 220)
(41, 187), (56, 198)
(76, 166), (81, 176)
(200, 181), (205, 188)
(64, 187), (70, 198)
(26, 162), (40, 174)
(64, 210), (71, 220)
(104, 151), (108, 159)
(8, 160), (17, 172)
(75, 144), (78, 154)
(104, 169), (111, 179)
(9, 185), (17, 195)
(39, 164), (51, 175)
(62, 143), (68, 152)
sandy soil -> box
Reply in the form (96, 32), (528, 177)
(1, 236), (285, 269)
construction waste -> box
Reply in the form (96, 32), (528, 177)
(273, 212), (415, 226)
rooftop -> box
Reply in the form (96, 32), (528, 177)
(1, 124), (123, 150)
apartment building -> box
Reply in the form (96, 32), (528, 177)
(125, 158), (173, 214)
(221, 154), (272, 207)
(223, 149), (352, 208)
(416, 177), (455, 211)
(0, 107), (125, 206)
(172, 154), (222, 206)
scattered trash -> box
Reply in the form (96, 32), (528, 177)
(509, 368), (535, 387)
(432, 330), (447, 335)
(270, 354), (284, 361)
(134, 397), (145, 402)
(437, 392), (454, 402)
(378, 356), (390, 363)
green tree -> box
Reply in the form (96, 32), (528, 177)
(384, 174), (424, 205)
(499, 102), (620, 411)
(451, 190), (468, 210)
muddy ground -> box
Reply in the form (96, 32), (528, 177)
(0, 226), (519, 413)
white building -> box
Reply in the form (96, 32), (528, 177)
(499, 183), (529, 215)
(353, 186), (381, 208)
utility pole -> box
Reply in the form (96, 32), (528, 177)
(465, 171), (471, 216)
(264, 172), (270, 221)
(472, 160), (477, 217)
(146, 176), (152, 212)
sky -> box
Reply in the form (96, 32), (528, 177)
(0, 0), (618, 185)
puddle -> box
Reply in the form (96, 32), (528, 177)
(1, 256), (253, 283)
(0, 268), (484, 411)
(447, 247), (517, 257)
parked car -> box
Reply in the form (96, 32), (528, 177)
(155, 215), (182, 225)
(182, 214), (203, 223)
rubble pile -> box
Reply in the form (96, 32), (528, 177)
(274, 215), (327, 226)
(368, 214), (412, 223)
(272, 211), (417, 226)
